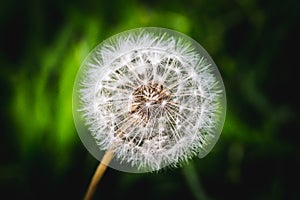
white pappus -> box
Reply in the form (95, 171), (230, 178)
(73, 27), (226, 173)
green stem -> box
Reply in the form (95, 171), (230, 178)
(182, 162), (208, 200)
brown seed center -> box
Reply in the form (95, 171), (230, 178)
(130, 82), (171, 124)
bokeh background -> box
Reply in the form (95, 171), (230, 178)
(1, 0), (299, 199)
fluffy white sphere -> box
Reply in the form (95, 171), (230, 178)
(73, 27), (226, 172)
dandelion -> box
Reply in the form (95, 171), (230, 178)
(73, 27), (226, 199)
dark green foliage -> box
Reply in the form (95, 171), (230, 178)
(0, 0), (299, 199)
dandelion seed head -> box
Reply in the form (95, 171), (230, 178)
(73, 27), (226, 172)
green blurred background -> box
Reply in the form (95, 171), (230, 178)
(1, 0), (299, 199)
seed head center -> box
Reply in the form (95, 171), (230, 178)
(130, 82), (171, 123)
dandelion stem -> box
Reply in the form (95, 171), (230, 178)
(84, 149), (114, 200)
